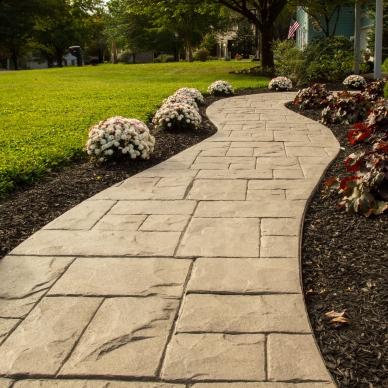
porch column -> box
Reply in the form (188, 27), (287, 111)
(354, 0), (361, 74)
(374, 0), (383, 78)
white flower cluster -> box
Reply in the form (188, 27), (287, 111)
(85, 116), (155, 162)
(207, 80), (235, 96)
(175, 87), (204, 105)
(163, 93), (198, 110)
(343, 75), (367, 89)
(152, 101), (201, 130)
(268, 76), (293, 91)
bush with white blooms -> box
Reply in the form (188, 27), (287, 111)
(163, 93), (198, 110)
(268, 76), (293, 91)
(343, 74), (367, 89)
(152, 102), (202, 130)
(85, 116), (155, 162)
(174, 87), (204, 105)
(207, 80), (235, 96)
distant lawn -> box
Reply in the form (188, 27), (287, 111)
(0, 61), (269, 195)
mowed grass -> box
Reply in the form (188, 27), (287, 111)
(0, 61), (269, 195)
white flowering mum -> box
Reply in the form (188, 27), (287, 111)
(85, 116), (155, 162)
(163, 93), (198, 111)
(207, 80), (235, 96)
(152, 102), (202, 130)
(174, 88), (204, 105)
(343, 75), (367, 89)
(268, 77), (293, 91)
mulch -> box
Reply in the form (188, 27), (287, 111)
(286, 86), (388, 387)
(1, 83), (388, 387)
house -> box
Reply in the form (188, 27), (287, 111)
(24, 52), (79, 69)
(296, 5), (373, 52)
(296, 1), (385, 78)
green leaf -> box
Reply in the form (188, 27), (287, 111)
(373, 200), (388, 215)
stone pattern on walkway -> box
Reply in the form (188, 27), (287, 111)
(0, 93), (339, 387)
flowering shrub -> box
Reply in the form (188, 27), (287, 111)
(174, 88), (204, 105)
(207, 80), (235, 96)
(293, 84), (333, 109)
(320, 92), (372, 125)
(85, 117), (155, 162)
(152, 102), (201, 130)
(163, 93), (198, 110)
(268, 76), (293, 91)
(343, 75), (367, 89)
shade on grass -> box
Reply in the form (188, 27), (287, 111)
(0, 61), (269, 194)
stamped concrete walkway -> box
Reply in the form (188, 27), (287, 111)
(0, 92), (340, 387)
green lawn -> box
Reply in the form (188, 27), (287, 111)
(0, 61), (269, 195)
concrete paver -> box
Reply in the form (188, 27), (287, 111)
(161, 333), (266, 381)
(0, 256), (74, 317)
(0, 379), (14, 388)
(48, 257), (192, 297)
(188, 257), (301, 294)
(267, 334), (333, 381)
(59, 297), (179, 378)
(177, 294), (311, 333)
(0, 297), (102, 375)
(1, 92), (339, 386)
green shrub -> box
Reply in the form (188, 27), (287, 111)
(304, 36), (354, 82)
(273, 39), (308, 86)
(360, 60), (374, 74)
(383, 57), (388, 72)
(118, 51), (133, 64)
(194, 49), (210, 62)
(84, 57), (99, 66)
(384, 82), (388, 99)
(163, 55), (174, 63)
(199, 33), (218, 52)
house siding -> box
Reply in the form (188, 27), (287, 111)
(296, 5), (374, 51)
(308, 7), (355, 40)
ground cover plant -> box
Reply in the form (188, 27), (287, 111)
(0, 61), (267, 197)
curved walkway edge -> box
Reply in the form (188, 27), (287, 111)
(0, 92), (339, 387)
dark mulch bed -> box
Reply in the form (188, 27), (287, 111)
(2, 83), (388, 387)
(286, 99), (388, 387)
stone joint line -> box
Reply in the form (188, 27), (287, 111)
(0, 92), (339, 387)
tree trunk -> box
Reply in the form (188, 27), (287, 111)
(56, 49), (63, 68)
(11, 50), (19, 70)
(259, 24), (274, 69)
(98, 44), (103, 63)
(186, 37), (193, 62)
(111, 40), (118, 63)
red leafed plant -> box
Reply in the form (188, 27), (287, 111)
(293, 83), (333, 109)
(326, 141), (388, 216)
(320, 92), (372, 125)
(347, 99), (388, 145)
(319, 78), (388, 216)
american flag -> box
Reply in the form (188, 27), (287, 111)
(288, 18), (300, 39)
